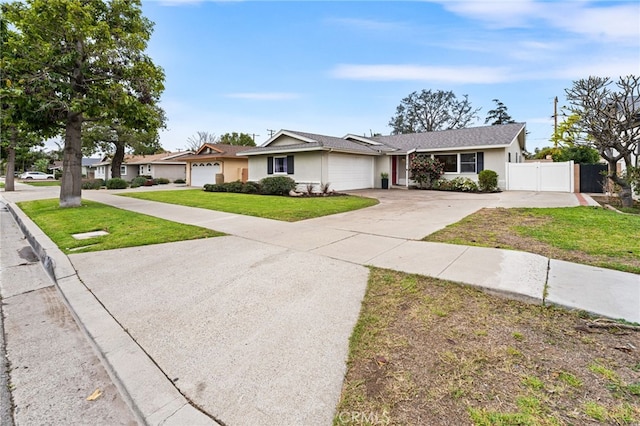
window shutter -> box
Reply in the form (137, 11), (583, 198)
(286, 155), (294, 174)
(477, 152), (484, 173)
(267, 156), (273, 174)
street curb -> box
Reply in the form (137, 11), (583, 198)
(3, 200), (218, 426)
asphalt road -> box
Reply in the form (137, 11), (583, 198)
(0, 203), (137, 425)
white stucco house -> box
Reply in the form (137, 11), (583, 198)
(241, 123), (527, 191)
(95, 151), (192, 181)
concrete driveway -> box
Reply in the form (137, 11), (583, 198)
(308, 189), (581, 240)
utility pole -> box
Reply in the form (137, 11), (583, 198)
(251, 134), (260, 143)
(267, 129), (276, 138)
(551, 96), (559, 148)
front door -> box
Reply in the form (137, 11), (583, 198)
(396, 156), (407, 185)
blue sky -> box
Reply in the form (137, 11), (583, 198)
(140, 0), (640, 153)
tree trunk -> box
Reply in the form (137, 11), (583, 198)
(60, 112), (83, 208)
(111, 142), (125, 179)
(607, 159), (633, 208)
(4, 126), (17, 192)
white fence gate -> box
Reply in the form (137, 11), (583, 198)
(506, 161), (574, 192)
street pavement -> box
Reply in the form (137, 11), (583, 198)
(1, 182), (638, 425)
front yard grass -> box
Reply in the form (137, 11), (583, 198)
(17, 199), (223, 254)
(22, 180), (61, 186)
(120, 189), (379, 221)
(423, 206), (640, 274)
(335, 268), (640, 425)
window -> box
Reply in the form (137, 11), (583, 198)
(274, 157), (286, 173)
(460, 153), (476, 173)
(267, 155), (294, 175)
(434, 154), (457, 173)
(120, 165), (127, 175)
(147, 165), (151, 173)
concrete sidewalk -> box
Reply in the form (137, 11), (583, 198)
(2, 186), (638, 425)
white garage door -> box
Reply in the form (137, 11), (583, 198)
(328, 154), (374, 190)
(191, 162), (221, 187)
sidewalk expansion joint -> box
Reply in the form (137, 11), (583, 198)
(542, 258), (551, 305)
(435, 246), (471, 278)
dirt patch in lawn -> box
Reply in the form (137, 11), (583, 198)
(335, 269), (640, 425)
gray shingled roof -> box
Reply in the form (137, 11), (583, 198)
(242, 130), (386, 155)
(241, 124), (525, 156)
(372, 122), (526, 152)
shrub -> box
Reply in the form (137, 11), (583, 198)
(241, 181), (261, 194)
(223, 180), (244, 193)
(174, 178), (186, 184)
(81, 179), (104, 190)
(449, 177), (478, 192)
(130, 176), (147, 188)
(203, 183), (224, 192)
(409, 154), (444, 189)
(106, 178), (128, 189)
(432, 178), (452, 190)
(155, 177), (170, 185)
(478, 169), (498, 192)
(260, 176), (296, 195)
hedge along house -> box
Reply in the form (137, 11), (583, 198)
(180, 143), (252, 187)
(241, 123), (527, 191)
(94, 151), (192, 182)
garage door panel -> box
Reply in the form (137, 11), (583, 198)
(191, 162), (220, 187)
(328, 154), (373, 190)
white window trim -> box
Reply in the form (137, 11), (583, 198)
(120, 165), (127, 175)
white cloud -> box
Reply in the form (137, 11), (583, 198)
(224, 92), (302, 100)
(325, 17), (407, 32)
(431, 0), (540, 28)
(430, 0), (640, 43)
(330, 64), (511, 84)
(545, 3), (640, 42)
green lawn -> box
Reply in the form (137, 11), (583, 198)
(120, 190), (379, 221)
(17, 199), (223, 254)
(22, 180), (60, 186)
(424, 206), (640, 274)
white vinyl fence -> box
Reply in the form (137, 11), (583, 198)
(506, 161), (574, 192)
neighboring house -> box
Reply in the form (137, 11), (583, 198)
(48, 158), (101, 178)
(82, 158), (101, 179)
(180, 144), (252, 187)
(95, 151), (191, 181)
(241, 123), (526, 191)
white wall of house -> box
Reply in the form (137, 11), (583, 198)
(247, 151), (323, 186)
(484, 148), (509, 189)
(270, 135), (306, 147)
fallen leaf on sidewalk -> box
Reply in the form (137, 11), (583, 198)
(86, 389), (103, 401)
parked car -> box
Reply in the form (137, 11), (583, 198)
(20, 171), (55, 180)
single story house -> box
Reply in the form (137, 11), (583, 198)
(49, 157), (101, 178)
(179, 144), (252, 187)
(240, 123), (526, 191)
(95, 151), (192, 182)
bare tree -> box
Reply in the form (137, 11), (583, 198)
(185, 131), (218, 151)
(565, 75), (640, 208)
(389, 89), (480, 134)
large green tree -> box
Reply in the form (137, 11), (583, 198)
(219, 132), (256, 146)
(0, 13), (45, 191)
(389, 89), (479, 134)
(565, 75), (640, 208)
(484, 99), (515, 125)
(3, 0), (165, 207)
